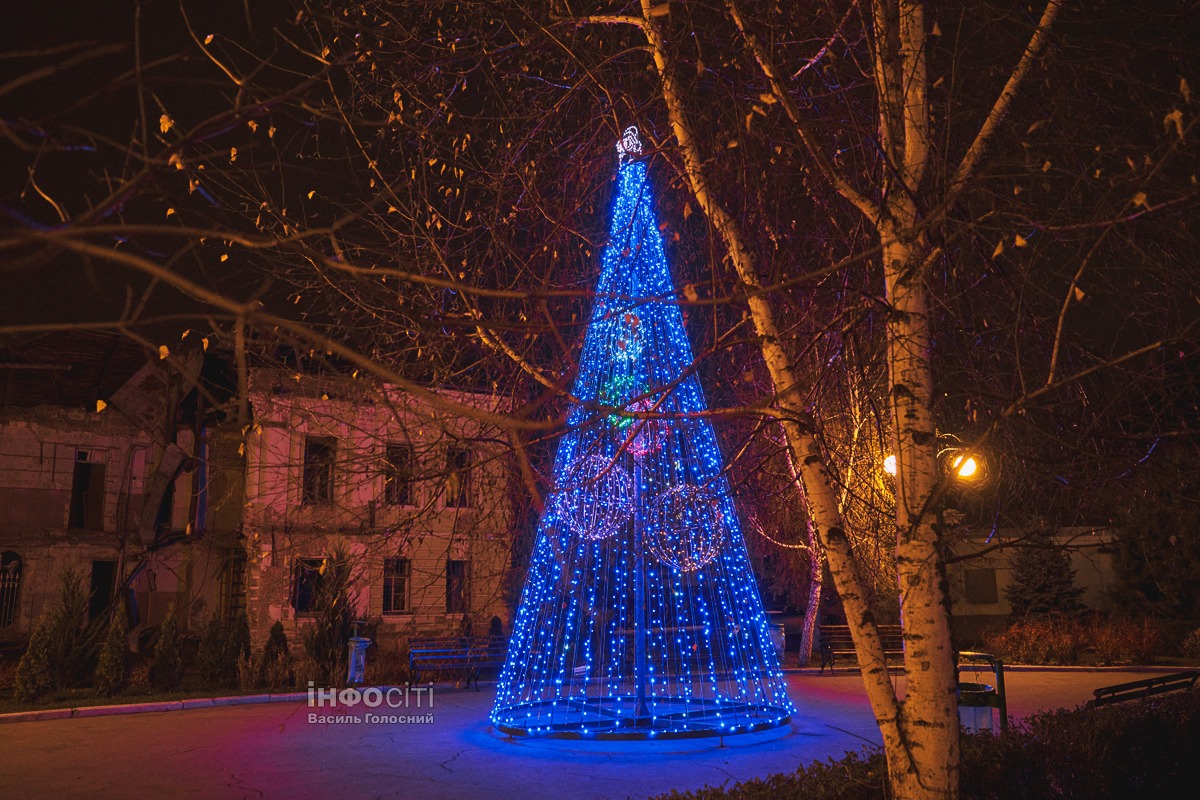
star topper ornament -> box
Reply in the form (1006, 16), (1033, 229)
(616, 126), (642, 165)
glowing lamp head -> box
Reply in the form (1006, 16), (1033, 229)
(951, 455), (979, 479)
(883, 454), (897, 476)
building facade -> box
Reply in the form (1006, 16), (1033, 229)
(240, 368), (516, 649)
(947, 526), (1118, 641)
(1, 336), (518, 660)
(0, 333), (233, 645)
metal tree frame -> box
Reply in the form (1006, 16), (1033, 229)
(491, 129), (795, 740)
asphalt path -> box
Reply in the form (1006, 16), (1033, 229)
(0, 669), (1175, 800)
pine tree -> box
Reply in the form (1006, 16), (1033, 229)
(46, 566), (91, 688)
(257, 620), (293, 689)
(94, 598), (129, 696)
(197, 616), (226, 686)
(149, 601), (184, 690)
(14, 567), (92, 702)
(14, 612), (55, 703)
(1005, 535), (1086, 617)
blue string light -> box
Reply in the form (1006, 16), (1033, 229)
(492, 128), (795, 739)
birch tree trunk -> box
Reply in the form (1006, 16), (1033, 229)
(796, 518), (822, 667)
(629, 0), (1064, 797)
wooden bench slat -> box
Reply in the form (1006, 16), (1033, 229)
(816, 624), (904, 671)
(1091, 670), (1198, 707)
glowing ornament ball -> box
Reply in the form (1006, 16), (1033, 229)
(625, 399), (666, 459)
(553, 454), (634, 541)
(646, 484), (728, 572)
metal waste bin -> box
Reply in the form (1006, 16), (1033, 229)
(347, 636), (371, 685)
(768, 622), (786, 660)
(957, 681), (996, 732)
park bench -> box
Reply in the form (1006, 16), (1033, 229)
(1089, 670), (1199, 707)
(817, 624), (904, 672)
(408, 636), (508, 691)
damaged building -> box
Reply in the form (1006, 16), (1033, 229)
(0, 333), (518, 658)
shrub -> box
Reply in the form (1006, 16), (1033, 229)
(237, 648), (263, 693)
(960, 690), (1200, 800)
(47, 567), (92, 688)
(257, 620), (294, 690)
(149, 601), (184, 690)
(653, 749), (887, 800)
(197, 616), (226, 685)
(651, 691), (1200, 800)
(983, 615), (1085, 665)
(302, 552), (353, 686)
(1085, 616), (1162, 666)
(13, 614), (55, 703)
(1182, 627), (1200, 659)
(985, 615), (1165, 666)
(14, 566), (94, 702)
(364, 646), (411, 686)
(197, 611), (251, 689)
(94, 598), (129, 696)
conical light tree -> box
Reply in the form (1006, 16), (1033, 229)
(492, 128), (795, 738)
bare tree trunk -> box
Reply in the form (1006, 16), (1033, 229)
(636, 0), (910, 773)
(584, 1), (1063, 795)
(880, 212), (959, 797)
(797, 525), (822, 667)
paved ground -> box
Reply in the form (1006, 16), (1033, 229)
(0, 669), (1175, 800)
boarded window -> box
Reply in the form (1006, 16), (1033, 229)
(384, 444), (414, 506)
(445, 444), (472, 508)
(69, 450), (106, 530)
(302, 437), (336, 505)
(446, 559), (469, 614)
(383, 558), (411, 614)
(964, 568), (999, 605)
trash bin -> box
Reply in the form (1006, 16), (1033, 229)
(347, 636), (371, 685)
(957, 682), (996, 733)
(766, 612), (786, 660)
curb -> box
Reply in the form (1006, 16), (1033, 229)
(0, 692), (307, 725)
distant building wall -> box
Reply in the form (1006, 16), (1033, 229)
(0, 403), (223, 641)
(241, 370), (516, 651)
(948, 527), (1117, 643)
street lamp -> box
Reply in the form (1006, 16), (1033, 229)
(882, 450), (984, 481)
(950, 455), (979, 479)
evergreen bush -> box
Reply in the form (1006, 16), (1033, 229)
(257, 620), (294, 689)
(197, 616), (226, 686)
(13, 614), (55, 703)
(13, 566), (93, 702)
(94, 598), (129, 696)
(149, 601), (184, 690)
(197, 611), (252, 689)
(1004, 535), (1086, 618)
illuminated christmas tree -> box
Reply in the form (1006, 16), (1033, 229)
(492, 128), (795, 738)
